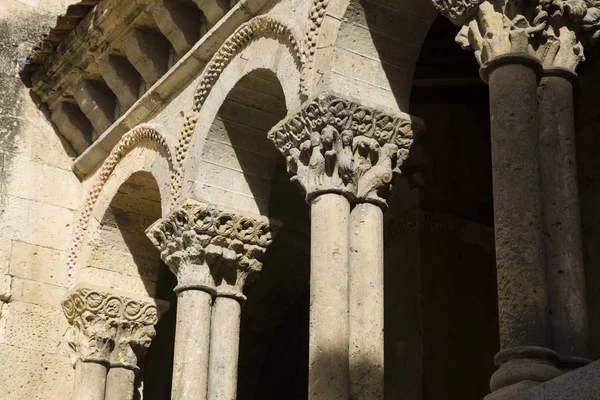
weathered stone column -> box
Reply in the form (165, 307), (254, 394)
(206, 212), (275, 400)
(268, 93), (418, 400)
(62, 285), (166, 400)
(534, 2), (600, 369)
(148, 200), (277, 400)
(147, 204), (218, 400)
(431, 1), (563, 397)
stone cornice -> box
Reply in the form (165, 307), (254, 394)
(267, 92), (423, 208)
(146, 199), (278, 300)
(61, 285), (169, 368)
(432, 0), (600, 71)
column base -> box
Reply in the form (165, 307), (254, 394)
(488, 346), (561, 398)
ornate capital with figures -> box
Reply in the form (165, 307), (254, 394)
(146, 199), (278, 301)
(267, 92), (422, 208)
(431, 0), (600, 71)
(61, 285), (168, 369)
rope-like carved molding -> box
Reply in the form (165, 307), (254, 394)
(67, 126), (174, 287)
(62, 285), (168, 369)
(146, 199), (279, 300)
(170, 15), (306, 205)
(303, 0), (330, 93)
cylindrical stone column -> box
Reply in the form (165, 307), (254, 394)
(171, 288), (213, 400)
(481, 55), (561, 399)
(349, 202), (384, 400)
(105, 367), (136, 400)
(206, 296), (242, 400)
(74, 361), (109, 400)
(538, 68), (589, 369)
(309, 192), (351, 400)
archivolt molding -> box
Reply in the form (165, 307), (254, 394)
(67, 126), (174, 287)
(432, 0), (600, 70)
(303, 0), (330, 93)
(171, 15), (306, 205)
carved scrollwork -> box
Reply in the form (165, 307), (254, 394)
(146, 200), (278, 300)
(267, 92), (423, 208)
(62, 286), (167, 369)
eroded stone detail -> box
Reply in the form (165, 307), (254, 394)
(171, 16), (306, 205)
(536, 0), (600, 70)
(267, 92), (422, 207)
(433, 0), (600, 69)
(303, 0), (330, 93)
(67, 126), (174, 288)
(62, 285), (164, 368)
(146, 199), (277, 300)
(432, 0), (547, 65)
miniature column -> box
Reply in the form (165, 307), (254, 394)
(268, 93), (418, 400)
(534, 3), (600, 368)
(147, 204), (220, 400)
(62, 285), (166, 400)
(206, 212), (276, 400)
(430, 1), (562, 398)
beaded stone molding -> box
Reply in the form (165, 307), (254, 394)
(267, 91), (423, 207)
(61, 285), (168, 368)
(146, 199), (278, 300)
(67, 126), (174, 288)
(171, 15), (306, 204)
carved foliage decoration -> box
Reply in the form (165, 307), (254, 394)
(536, 0), (600, 70)
(433, 0), (548, 65)
(67, 126), (174, 288)
(62, 286), (164, 369)
(171, 16), (306, 205)
(267, 92), (422, 207)
(146, 199), (277, 299)
(433, 0), (600, 69)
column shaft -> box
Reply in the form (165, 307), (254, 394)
(172, 289), (213, 400)
(74, 361), (108, 400)
(105, 367), (136, 400)
(485, 57), (561, 399)
(349, 202), (384, 400)
(538, 72), (589, 366)
(207, 296), (242, 400)
(309, 193), (350, 400)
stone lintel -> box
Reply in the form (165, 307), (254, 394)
(146, 199), (279, 301)
(267, 91), (423, 208)
(61, 284), (169, 369)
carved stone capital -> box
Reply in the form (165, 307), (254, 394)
(267, 92), (422, 208)
(536, 0), (600, 70)
(62, 285), (168, 369)
(146, 199), (278, 300)
(433, 0), (547, 66)
(433, 0), (600, 70)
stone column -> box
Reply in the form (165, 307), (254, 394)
(62, 285), (167, 400)
(533, 2), (600, 368)
(430, 1), (565, 397)
(148, 200), (277, 400)
(268, 93), (419, 400)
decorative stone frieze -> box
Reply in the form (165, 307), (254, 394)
(267, 92), (422, 207)
(61, 285), (167, 369)
(431, 0), (600, 70)
(146, 199), (277, 300)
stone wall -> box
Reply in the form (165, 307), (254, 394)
(0, 1), (83, 398)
